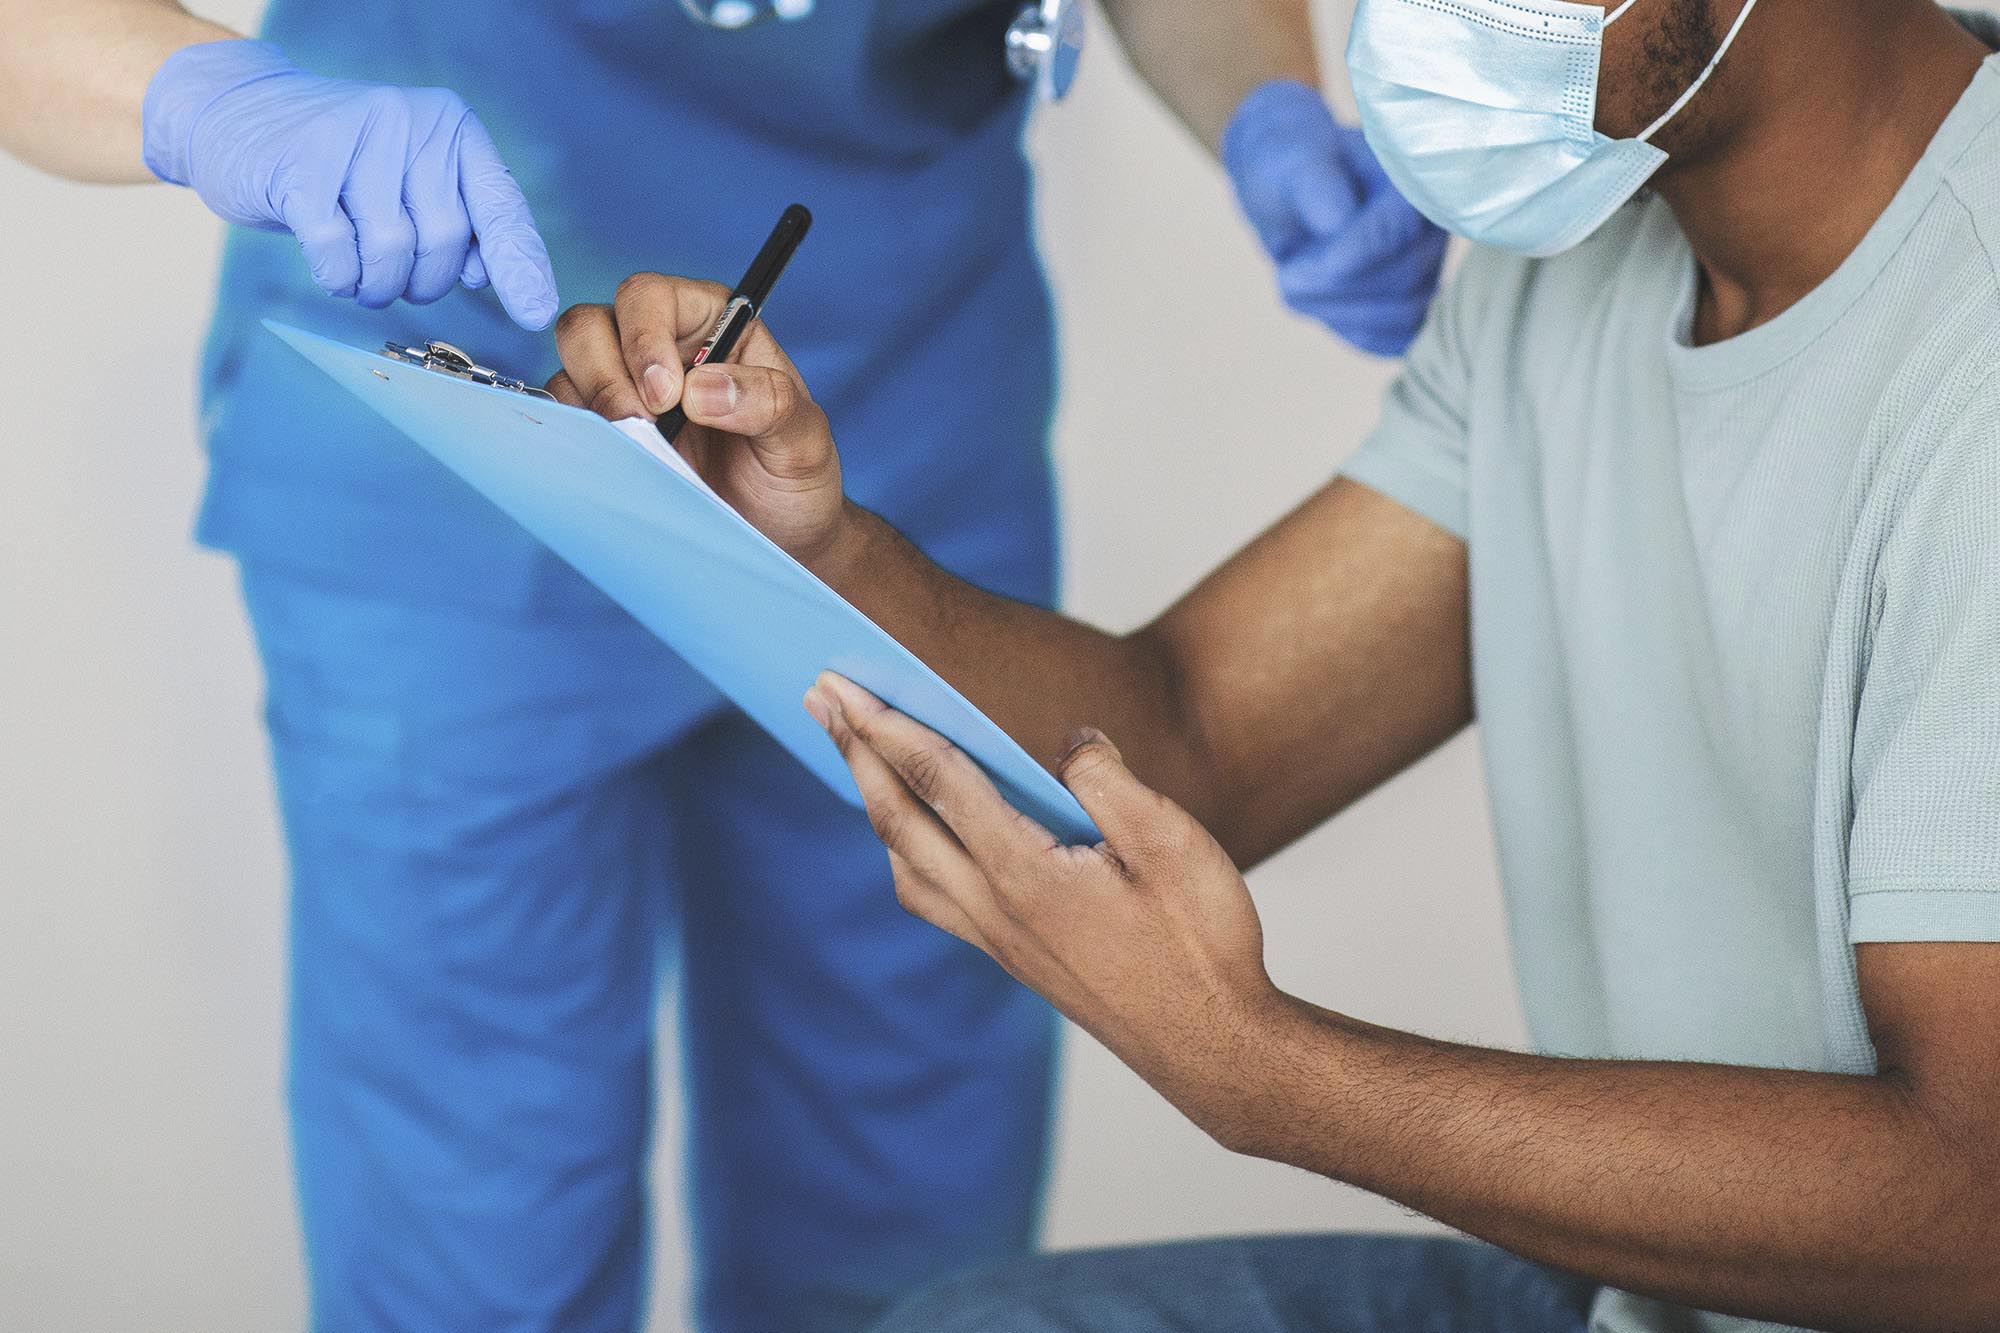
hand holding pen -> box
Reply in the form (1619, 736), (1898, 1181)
(546, 205), (850, 563)
(656, 203), (812, 442)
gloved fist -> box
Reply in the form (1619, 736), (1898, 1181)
(142, 40), (558, 330)
(1223, 79), (1446, 358)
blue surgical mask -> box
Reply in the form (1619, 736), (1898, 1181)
(1346, 0), (1763, 257)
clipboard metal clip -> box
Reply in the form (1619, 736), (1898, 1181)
(381, 340), (556, 401)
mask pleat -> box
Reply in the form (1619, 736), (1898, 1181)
(1344, 0), (1675, 256)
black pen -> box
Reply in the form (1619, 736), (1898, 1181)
(656, 203), (813, 443)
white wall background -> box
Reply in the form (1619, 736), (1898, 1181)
(0, 3), (1527, 1328)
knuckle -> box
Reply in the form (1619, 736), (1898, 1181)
(1057, 740), (1118, 784)
(732, 376), (780, 429)
(273, 183), (313, 227)
(1007, 809), (1062, 857)
(413, 216), (472, 257)
(761, 399), (832, 481)
(586, 382), (635, 420)
(866, 803), (907, 849)
(356, 87), (405, 122)
(553, 301), (604, 342)
(292, 215), (350, 251)
(761, 370), (800, 422)
(1160, 815), (1202, 859)
(357, 221), (417, 265)
(613, 271), (670, 305)
(1141, 808), (1203, 865)
(418, 86), (468, 116)
(898, 744), (952, 806)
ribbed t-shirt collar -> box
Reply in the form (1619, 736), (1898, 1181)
(1664, 52), (2000, 393)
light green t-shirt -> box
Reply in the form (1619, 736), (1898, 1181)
(1341, 37), (2000, 1333)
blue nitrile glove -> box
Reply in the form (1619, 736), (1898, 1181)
(141, 40), (558, 330)
(1223, 79), (1446, 357)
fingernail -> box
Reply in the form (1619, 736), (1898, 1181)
(822, 673), (877, 717)
(642, 364), (675, 413)
(685, 366), (740, 417)
(812, 676), (868, 728)
(803, 687), (831, 728)
(1060, 727), (1113, 764)
(825, 696), (852, 741)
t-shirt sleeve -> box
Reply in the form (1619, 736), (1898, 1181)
(1847, 377), (2000, 943)
(1337, 254), (1482, 541)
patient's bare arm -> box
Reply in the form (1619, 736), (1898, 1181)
(549, 275), (1472, 866)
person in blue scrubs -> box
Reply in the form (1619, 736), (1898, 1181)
(0, 1), (1444, 1328)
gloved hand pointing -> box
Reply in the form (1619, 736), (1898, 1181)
(141, 40), (558, 330)
(1224, 80), (1446, 358)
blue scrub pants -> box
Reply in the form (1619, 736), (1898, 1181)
(241, 562), (1058, 1332)
(869, 1234), (1601, 1332)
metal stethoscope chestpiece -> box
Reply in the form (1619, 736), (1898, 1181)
(1005, 0), (1086, 102)
(676, 0), (813, 32)
(676, 0), (1086, 102)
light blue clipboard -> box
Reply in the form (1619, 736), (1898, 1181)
(266, 320), (1099, 845)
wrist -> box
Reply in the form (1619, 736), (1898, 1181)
(1201, 991), (1352, 1163)
(1221, 78), (1329, 187)
(140, 38), (293, 187)
(800, 498), (876, 586)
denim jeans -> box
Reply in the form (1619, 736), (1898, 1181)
(870, 1233), (1599, 1332)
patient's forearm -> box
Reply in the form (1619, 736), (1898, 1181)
(1220, 992), (2000, 1333)
(0, 0), (237, 181)
(803, 476), (1473, 867)
(812, 502), (1220, 828)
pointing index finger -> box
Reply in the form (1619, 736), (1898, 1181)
(456, 112), (558, 330)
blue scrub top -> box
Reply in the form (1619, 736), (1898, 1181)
(197, 0), (1057, 614)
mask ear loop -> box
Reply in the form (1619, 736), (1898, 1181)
(1633, 0), (1764, 142)
(1602, 0), (1641, 25)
